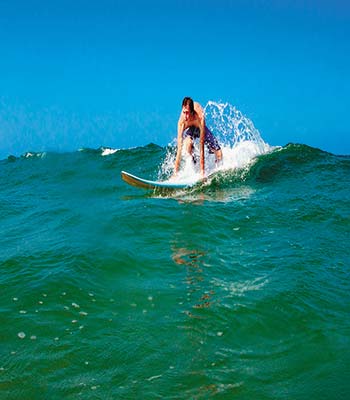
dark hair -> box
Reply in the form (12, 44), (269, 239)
(182, 97), (195, 115)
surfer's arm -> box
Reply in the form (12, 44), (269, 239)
(199, 118), (205, 177)
(174, 120), (184, 174)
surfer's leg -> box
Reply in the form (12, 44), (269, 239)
(204, 127), (222, 165)
(183, 136), (193, 154)
(183, 136), (196, 163)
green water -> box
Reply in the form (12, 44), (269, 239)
(1, 144), (349, 399)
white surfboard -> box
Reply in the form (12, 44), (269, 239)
(121, 171), (198, 190)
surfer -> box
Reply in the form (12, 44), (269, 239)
(173, 97), (222, 178)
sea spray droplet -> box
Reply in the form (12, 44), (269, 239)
(18, 332), (26, 339)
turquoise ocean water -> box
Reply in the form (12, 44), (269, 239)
(1, 104), (350, 399)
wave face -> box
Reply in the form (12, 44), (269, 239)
(1, 125), (350, 398)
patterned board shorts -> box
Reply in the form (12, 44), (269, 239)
(183, 126), (221, 153)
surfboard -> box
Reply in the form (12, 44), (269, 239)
(121, 171), (197, 190)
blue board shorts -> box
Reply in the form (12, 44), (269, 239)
(183, 126), (221, 153)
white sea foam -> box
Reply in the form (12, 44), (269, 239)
(212, 276), (269, 297)
(101, 147), (119, 156)
(23, 152), (47, 159)
(146, 374), (162, 382)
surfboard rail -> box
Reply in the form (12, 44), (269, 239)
(121, 171), (196, 190)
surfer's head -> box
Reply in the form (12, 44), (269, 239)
(182, 97), (195, 121)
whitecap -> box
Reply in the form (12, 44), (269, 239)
(146, 375), (162, 382)
(101, 147), (119, 156)
(23, 152), (46, 159)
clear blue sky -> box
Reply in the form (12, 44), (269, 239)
(1, 0), (349, 158)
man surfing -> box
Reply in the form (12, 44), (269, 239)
(173, 97), (222, 178)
